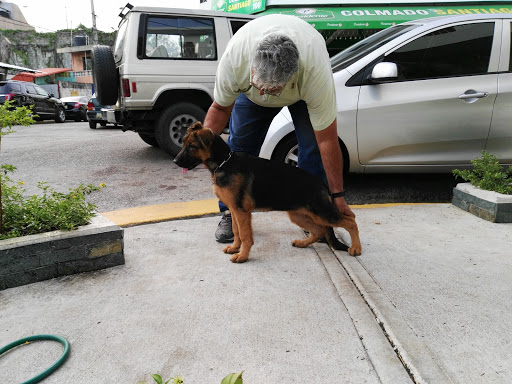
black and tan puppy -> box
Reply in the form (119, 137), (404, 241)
(174, 122), (362, 263)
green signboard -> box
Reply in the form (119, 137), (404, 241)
(212, 0), (266, 14)
(260, 5), (512, 29)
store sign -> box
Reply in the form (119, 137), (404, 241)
(212, 0), (266, 14)
(262, 5), (512, 29)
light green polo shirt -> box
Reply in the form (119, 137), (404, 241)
(214, 14), (337, 131)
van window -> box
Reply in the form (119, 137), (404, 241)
(114, 18), (128, 63)
(145, 16), (216, 60)
(385, 22), (494, 80)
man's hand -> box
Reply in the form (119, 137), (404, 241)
(334, 197), (355, 218)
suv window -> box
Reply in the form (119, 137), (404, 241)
(144, 16), (216, 60)
(25, 84), (38, 94)
(385, 22), (494, 81)
(35, 85), (49, 96)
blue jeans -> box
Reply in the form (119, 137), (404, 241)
(219, 93), (327, 212)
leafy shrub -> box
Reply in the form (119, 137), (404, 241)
(453, 150), (512, 195)
(1, 165), (105, 240)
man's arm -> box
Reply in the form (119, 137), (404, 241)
(314, 118), (355, 217)
(203, 101), (234, 135)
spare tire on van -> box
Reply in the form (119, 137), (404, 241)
(91, 45), (118, 105)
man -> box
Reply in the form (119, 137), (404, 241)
(203, 14), (354, 242)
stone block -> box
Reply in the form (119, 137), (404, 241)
(0, 214), (124, 291)
(452, 183), (512, 223)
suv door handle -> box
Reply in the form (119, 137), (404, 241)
(458, 90), (489, 100)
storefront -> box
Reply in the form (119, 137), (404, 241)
(211, 0), (512, 55)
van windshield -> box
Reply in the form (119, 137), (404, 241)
(114, 18), (129, 63)
(331, 24), (419, 72)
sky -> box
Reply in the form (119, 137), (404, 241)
(9, 0), (202, 33)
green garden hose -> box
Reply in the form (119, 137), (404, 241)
(0, 334), (70, 384)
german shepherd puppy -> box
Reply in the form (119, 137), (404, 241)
(174, 122), (362, 263)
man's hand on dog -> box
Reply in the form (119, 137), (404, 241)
(335, 198), (355, 218)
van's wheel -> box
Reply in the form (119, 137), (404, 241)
(138, 132), (159, 147)
(155, 103), (205, 157)
(89, 121), (97, 129)
(91, 45), (118, 105)
(55, 107), (66, 123)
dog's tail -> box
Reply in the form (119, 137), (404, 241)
(326, 227), (349, 252)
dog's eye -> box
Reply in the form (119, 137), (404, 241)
(187, 144), (198, 152)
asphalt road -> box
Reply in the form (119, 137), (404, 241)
(1, 121), (458, 213)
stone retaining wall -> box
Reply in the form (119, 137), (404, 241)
(0, 215), (124, 291)
(452, 183), (512, 223)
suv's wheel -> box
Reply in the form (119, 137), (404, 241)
(155, 103), (206, 156)
(89, 121), (97, 129)
(272, 134), (299, 166)
(55, 107), (66, 123)
(138, 132), (159, 147)
(91, 45), (118, 105)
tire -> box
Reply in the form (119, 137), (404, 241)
(272, 133), (350, 174)
(155, 103), (206, 157)
(55, 108), (66, 123)
(272, 134), (299, 166)
(138, 132), (159, 147)
(91, 45), (118, 105)
(89, 121), (97, 129)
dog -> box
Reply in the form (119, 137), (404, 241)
(174, 122), (362, 263)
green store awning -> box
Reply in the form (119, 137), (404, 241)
(259, 5), (512, 29)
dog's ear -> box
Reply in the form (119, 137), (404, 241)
(188, 121), (203, 133)
(195, 127), (215, 150)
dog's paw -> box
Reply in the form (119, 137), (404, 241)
(291, 239), (309, 248)
(348, 245), (362, 256)
(230, 253), (249, 263)
(223, 245), (240, 254)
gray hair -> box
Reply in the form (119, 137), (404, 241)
(252, 34), (299, 89)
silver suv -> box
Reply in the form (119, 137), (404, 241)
(260, 14), (512, 173)
(91, 5), (254, 156)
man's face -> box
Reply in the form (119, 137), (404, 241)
(250, 68), (284, 97)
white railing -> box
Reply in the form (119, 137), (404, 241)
(73, 70), (92, 77)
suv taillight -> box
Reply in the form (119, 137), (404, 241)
(3, 93), (14, 101)
(87, 102), (94, 110)
(122, 79), (131, 97)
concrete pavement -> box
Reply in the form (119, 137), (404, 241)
(1, 203), (511, 383)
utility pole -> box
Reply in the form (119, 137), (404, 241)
(90, 0), (98, 45)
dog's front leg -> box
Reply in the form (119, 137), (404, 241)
(223, 210), (241, 255)
(228, 209), (253, 263)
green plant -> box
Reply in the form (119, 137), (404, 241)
(0, 165), (105, 240)
(453, 150), (512, 195)
(0, 101), (35, 232)
(1, 101), (104, 239)
(142, 371), (243, 384)
(148, 374), (184, 384)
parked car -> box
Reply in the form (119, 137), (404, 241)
(60, 96), (88, 122)
(0, 80), (65, 123)
(259, 14), (512, 173)
(86, 94), (111, 129)
(91, 5), (255, 155)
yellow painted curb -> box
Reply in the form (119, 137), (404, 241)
(101, 198), (220, 227)
(101, 200), (444, 227)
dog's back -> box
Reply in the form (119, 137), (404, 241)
(216, 148), (343, 224)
